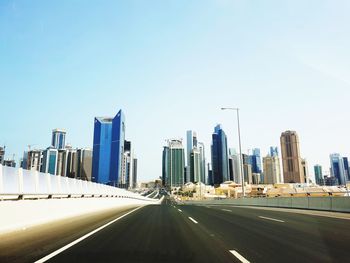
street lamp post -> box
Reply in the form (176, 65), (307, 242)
(221, 107), (245, 197)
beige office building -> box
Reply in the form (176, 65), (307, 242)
(280, 131), (304, 183)
(263, 155), (282, 184)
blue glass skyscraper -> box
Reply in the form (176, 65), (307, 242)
(251, 148), (262, 174)
(330, 153), (346, 185)
(211, 124), (229, 185)
(51, 129), (66, 150)
(92, 110), (125, 185)
(92, 117), (113, 184)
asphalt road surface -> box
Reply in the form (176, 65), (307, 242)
(1, 197), (350, 263)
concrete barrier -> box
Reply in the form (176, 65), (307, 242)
(331, 197), (350, 212)
(308, 197), (331, 211)
(0, 165), (154, 202)
(186, 196), (350, 213)
(291, 197), (309, 209)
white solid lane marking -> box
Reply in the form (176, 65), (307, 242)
(34, 206), (143, 263)
(230, 250), (250, 263)
(221, 209), (232, 212)
(188, 217), (198, 224)
(259, 216), (285, 223)
(178, 209), (182, 212)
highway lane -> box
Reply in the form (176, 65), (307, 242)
(180, 204), (350, 262)
(2, 197), (350, 262)
(0, 205), (141, 263)
(45, 197), (237, 263)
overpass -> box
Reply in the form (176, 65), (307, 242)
(0, 165), (349, 262)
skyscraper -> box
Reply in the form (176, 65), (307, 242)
(0, 146), (5, 165)
(57, 148), (68, 177)
(343, 157), (350, 181)
(301, 158), (309, 183)
(263, 154), (282, 184)
(162, 146), (169, 186)
(162, 139), (185, 187)
(66, 147), (78, 178)
(110, 110), (126, 186)
(186, 130), (198, 182)
(132, 157), (138, 189)
(211, 125), (229, 185)
(41, 147), (58, 175)
(92, 109), (125, 185)
(190, 148), (201, 183)
(242, 154), (253, 184)
(120, 140), (133, 188)
(251, 148), (262, 174)
(228, 148), (241, 183)
(78, 148), (92, 181)
(51, 129), (66, 150)
(314, 165), (323, 185)
(22, 150), (43, 171)
(280, 131), (304, 183)
(93, 117), (113, 183)
(198, 142), (206, 184)
(330, 154), (347, 185)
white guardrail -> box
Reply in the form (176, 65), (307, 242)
(0, 164), (154, 201)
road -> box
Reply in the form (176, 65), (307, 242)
(1, 197), (350, 262)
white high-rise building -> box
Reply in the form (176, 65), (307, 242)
(198, 142), (206, 184)
(263, 154), (282, 184)
(229, 148), (241, 184)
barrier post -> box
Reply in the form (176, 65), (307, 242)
(34, 170), (39, 195)
(47, 173), (52, 198)
(18, 168), (24, 199)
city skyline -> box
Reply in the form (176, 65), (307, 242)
(1, 113), (349, 184)
(1, 1), (350, 181)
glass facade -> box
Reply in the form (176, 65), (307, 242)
(110, 110), (125, 186)
(162, 146), (169, 186)
(211, 125), (229, 185)
(186, 130), (198, 183)
(51, 129), (66, 150)
(41, 148), (58, 175)
(92, 110), (125, 186)
(48, 151), (57, 175)
(330, 154), (346, 185)
(162, 140), (185, 187)
(92, 118), (113, 184)
(314, 165), (323, 185)
(251, 148), (262, 174)
(170, 148), (185, 186)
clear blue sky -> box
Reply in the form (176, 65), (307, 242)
(1, 0), (350, 182)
